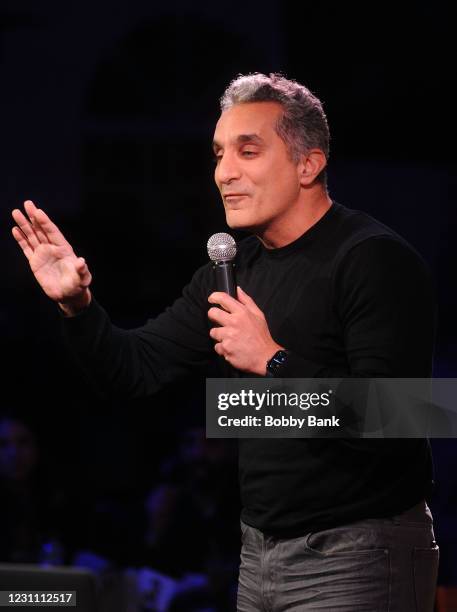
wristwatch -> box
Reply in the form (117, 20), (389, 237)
(266, 350), (289, 377)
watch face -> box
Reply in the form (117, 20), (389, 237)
(267, 350), (288, 376)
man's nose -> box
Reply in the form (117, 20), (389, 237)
(215, 151), (242, 184)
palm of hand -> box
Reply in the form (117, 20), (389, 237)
(12, 202), (92, 308)
(30, 244), (81, 302)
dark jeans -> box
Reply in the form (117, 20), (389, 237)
(237, 500), (439, 611)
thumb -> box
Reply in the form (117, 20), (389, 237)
(75, 257), (90, 279)
(237, 286), (263, 315)
(74, 258), (92, 289)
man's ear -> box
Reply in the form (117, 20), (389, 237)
(298, 149), (327, 186)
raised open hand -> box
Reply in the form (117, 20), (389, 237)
(11, 200), (92, 312)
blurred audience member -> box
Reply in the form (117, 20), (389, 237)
(0, 413), (67, 564)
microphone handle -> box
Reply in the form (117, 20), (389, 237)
(213, 261), (237, 298)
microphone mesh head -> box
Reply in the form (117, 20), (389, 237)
(207, 232), (237, 262)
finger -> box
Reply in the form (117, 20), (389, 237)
(80, 275), (92, 289)
(76, 258), (92, 287)
(12, 208), (41, 249)
(208, 291), (242, 313)
(78, 267), (92, 288)
(27, 205), (72, 248)
(237, 286), (263, 316)
(30, 218), (49, 244)
(75, 257), (86, 271)
(207, 306), (231, 326)
(11, 226), (33, 260)
(17, 201), (48, 244)
(214, 342), (225, 357)
(209, 327), (224, 342)
(23, 200), (39, 227)
(23, 200), (39, 218)
(16, 203), (52, 246)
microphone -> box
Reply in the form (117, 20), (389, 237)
(207, 232), (237, 298)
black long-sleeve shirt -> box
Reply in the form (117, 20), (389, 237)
(62, 201), (436, 536)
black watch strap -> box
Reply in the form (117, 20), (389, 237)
(266, 350), (289, 377)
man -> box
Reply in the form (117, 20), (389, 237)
(12, 73), (438, 610)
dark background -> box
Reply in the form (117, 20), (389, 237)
(1, 0), (456, 603)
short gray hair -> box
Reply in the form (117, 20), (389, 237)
(220, 72), (330, 185)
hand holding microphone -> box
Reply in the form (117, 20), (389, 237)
(207, 232), (282, 375)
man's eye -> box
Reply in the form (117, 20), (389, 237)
(213, 154), (222, 164)
(242, 150), (257, 157)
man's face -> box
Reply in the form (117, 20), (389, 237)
(213, 101), (303, 233)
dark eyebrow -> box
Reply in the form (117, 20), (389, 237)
(212, 133), (265, 152)
(236, 134), (265, 145)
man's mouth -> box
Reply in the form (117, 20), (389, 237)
(224, 194), (248, 205)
